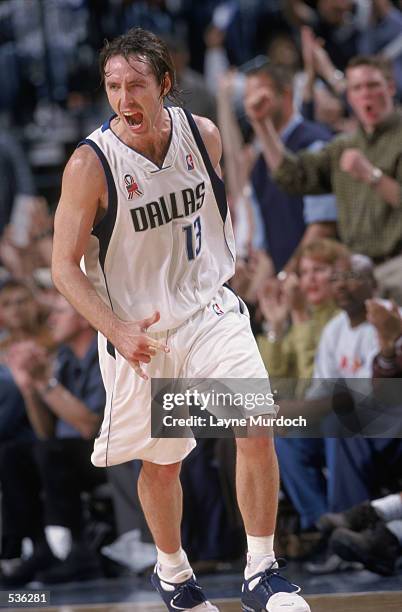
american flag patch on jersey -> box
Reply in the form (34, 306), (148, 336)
(212, 302), (224, 316)
(124, 174), (143, 199)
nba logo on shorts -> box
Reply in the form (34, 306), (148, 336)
(124, 174), (143, 200)
(186, 153), (194, 171)
(212, 302), (224, 316)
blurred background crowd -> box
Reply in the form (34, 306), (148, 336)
(1, 0), (402, 590)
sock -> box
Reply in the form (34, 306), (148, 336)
(45, 525), (72, 560)
(371, 493), (402, 522)
(245, 534), (275, 579)
(386, 520), (402, 545)
(156, 546), (192, 583)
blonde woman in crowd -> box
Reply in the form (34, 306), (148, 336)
(258, 238), (349, 400)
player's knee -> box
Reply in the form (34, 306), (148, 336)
(142, 460), (181, 484)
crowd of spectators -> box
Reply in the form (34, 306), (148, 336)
(1, 0), (402, 587)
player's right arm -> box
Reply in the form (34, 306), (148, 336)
(52, 146), (168, 380)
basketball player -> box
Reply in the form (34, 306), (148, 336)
(52, 28), (310, 612)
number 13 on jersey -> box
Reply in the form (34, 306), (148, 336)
(183, 216), (202, 261)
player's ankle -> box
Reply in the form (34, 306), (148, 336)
(245, 534), (275, 579)
(156, 546), (192, 582)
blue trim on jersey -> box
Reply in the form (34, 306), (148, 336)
(183, 110), (234, 262)
(224, 283), (245, 314)
(101, 116), (113, 132)
(105, 388), (114, 467)
(183, 109), (228, 223)
(77, 138), (118, 359)
(101, 111), (173, 170)
(78, 139), (118, 268)
(106, 340), (116, 359)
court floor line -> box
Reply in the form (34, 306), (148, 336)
(6, 591), (402, 612)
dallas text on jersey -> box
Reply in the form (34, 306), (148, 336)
(130, 181), (206, 232)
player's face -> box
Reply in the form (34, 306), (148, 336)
(346, 65), (395, 131)
(298, 256), (333, 305)
(104, 54), (170, 138)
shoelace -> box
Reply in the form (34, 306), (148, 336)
(256, 558), (297, 594)
(172, 578), (205, 607)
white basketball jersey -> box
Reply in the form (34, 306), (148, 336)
(81, 107), (236, 338)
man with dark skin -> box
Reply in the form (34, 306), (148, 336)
(278, 254), (402, 553)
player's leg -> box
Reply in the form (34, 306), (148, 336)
(138, 461), (182, 554)
(185, 287), (310, 611)
(236, 435), (279, 551)
(236, 436), (310, 612)
(139, 460), (218, 611)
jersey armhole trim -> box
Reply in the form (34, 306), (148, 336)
(182, 109), (228, 224)
(77, 138), (117, 359)
(77, 138), (118, 265)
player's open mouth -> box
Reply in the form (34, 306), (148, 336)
(123, 111), (144, 129)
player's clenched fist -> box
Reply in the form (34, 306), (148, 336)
(112, 311), (170, 380)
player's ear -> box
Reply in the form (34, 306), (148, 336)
(161, 72), (172, 98)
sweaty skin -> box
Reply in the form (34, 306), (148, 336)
(52, 55), (222, 380)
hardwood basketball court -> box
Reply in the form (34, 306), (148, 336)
(7, 591), (402, 612)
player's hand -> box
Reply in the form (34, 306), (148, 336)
(244, 88), (275, 124)
(339, 148), (374, 184)
(113, 311), (170, 381)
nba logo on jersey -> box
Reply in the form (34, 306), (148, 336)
(186, 153), (194, 171)
(124, 174), (143, 200)
(212, 302), (224, 316)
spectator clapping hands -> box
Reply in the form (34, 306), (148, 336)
(366, 299), (402, 357)
(281, 272), (309, 323)
(259, 272), (309, 337)
(259, 277), (289, 337)
(0, 197), (53, 281)
(0, 226), (37, 280)
(231, 250), (274, 305)
(6, 340), (51, 394)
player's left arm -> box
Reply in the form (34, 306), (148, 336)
(193, 115), (223, 178)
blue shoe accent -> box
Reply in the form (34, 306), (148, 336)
(151, 569), (208, 612)
(241, 559), (308, 612)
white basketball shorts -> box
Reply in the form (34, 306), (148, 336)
(92, 285), (272, 467)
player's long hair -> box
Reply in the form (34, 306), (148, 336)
(99, 27), (182, 105)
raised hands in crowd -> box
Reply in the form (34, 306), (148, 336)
(0, 197), (53, 282)
(230, 249), (275, 307)
(366, 299), (402, 358)
(258, 276), (290, 338)
(258, 272), (309, 338)
(301, 26), (346, 96)
(6, 340), (52, 396)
